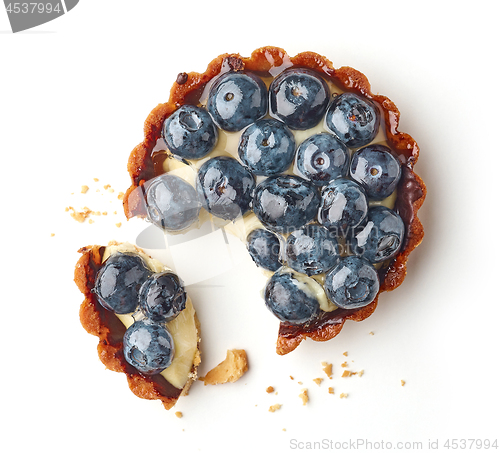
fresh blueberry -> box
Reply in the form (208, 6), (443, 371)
(162, 105), (218, 159)
(246, 228), (283, 271)
(350, 144), (402, 200)
(139, 272), (187, 323)
(145, 174), (201, 232)
(196, 156), (255, 220)
(93, 253), (151, 314)
(348, 206), (404, 263)
(324, 256), (379, 309)
(296, 133), (349, 185)
(252, 175), (320, 233)
(318, 178), (368, 233)
(238, 118), (296, 176)
(285, 224), (340, 276)
(123, 319), (175, 375)
(269, 68), (330, 130)
(325, 92), (380, 147)
(207, 71), (268, 132)
(264, 269), (322, 324)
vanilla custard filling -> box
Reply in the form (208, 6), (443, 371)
(103, 243), (199, 390)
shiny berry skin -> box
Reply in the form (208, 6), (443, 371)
(350, 144), (402, 200)
(207, 72), (268, 132)
(325, 93), (380, 147)
(246, 228), (283, 271)
(252, 175), (320, 233)
(162, 105), (218, 160)
(93, 253), (151, 314)
(264, 269), (322, 324)
(145, 174), (201, 232)
(269, 68), (330, 130)
(296, 133), (349, 186)
(285, 224), (340, 276)
(139, 272), (187, 323)
(318, 178), (368, 233)
(123, 319), (175, 375)
(238, 118), (296, 176)
(324, 256), (379, 309)
(348, 206), (405, 263)
(196, 156), (255, 220)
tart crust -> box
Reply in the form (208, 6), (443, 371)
(74, 244), (201, 409)
(123, 46), (426, 355)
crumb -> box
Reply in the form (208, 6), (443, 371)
(175, 411), (183, 418)
(200, 349), (248, 385)
(369, 331), (374, 335)
(88, 219), (94, 225)
(113, 211), (118, 215)
(299, 389), (308, 405)
(343, 351), (348, 356)
(268, 404), (282, 413)
(103, 184), (111, 190)
(328, 387), (334, 394)
(358, 370), (364, 377)
(102, 211), (108, 216)
(341, 361), (348, 368)
(340, 393), (348, 399)
(266, 386), (275, 394)
(50, 233), (55, 237)
(297, 381), (303, 385)
(116, 223), (122, 228)
(117, 192), (125, 200)
(322, 362), (333, 379)
(282, 428), (287, 432)
(313, 378), (323, 386)
(81, 185), (89, 194)
(342, 370), (358, 377)
(290, 376), (294, 380)
(67, 206), (92, 223)
(96, 189), (100, 192)
(93, 178), (99, 182)
(401, 380), (406, 386)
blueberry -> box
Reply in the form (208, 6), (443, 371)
(325, 92), (380, 147)
(123, 319), (175, 375)
(246, 228), (283, 271)
(145, 174), (201, 232)
(196, 156), (255, 220)
(139, 272), (187, 323)
(348, 206), (404, 263)
(93, 253), (151, 314)
(285, 224), (340, 276)
(350, 144), (402, 200)
(318, 178), (368, 233)
(324, 256), (379, 309)
(238, 118), (296, 176)
(162, 105), (218, 160)
(252, 175), (320, 233)
(296, 133), (349, 185)
(207, 72), (268, 132)
(264, 269), (322, 324)
(269, 68), (330, 130)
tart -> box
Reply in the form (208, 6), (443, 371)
(74, 242), (201, 409)
(122, 46), (426, 356)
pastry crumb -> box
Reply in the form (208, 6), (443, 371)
(358, 370), (364, 377)
(67, 206), (92, 223)
(313, 378), (323, 386)
(93, 178), (99, 182)
(322, 362), (333, 379)
(200, 349), (248, 385)
(266, 386), (275, 393)
(342, 370), (358, 378)
(299, 389), (308, 405)
(175, 411), (183, 418)
(50, 233), (55, 237)
(116, 222), (122, 228)
(401, 380), (406, 386)
(341, 361), (348, 368)
(328, 387), (334, 394)
(290, 376), (294, 380)
(343, 351), (348, 356)
(117, 192), (125, 200)
(81, 185), (89, 194)
(340, 393), (348, 399)
(369, 331), (374, 335)
(268, 404), (282, 413)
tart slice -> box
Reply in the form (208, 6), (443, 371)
(74, 242), (201, 409)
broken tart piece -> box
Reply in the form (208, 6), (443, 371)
(123, 46), (426, 356)
(74, 242), (201, 409)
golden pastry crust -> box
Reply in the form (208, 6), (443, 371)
(74, 244), (201, 409)
(122, 46), (426, 355)
(200, 349), (248, 385)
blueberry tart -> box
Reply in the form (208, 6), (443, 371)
(123, 46), (426, 355)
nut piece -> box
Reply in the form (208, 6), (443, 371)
(200, 349), (248, 385)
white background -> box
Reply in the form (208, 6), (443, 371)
(1, 1), (499, 452)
